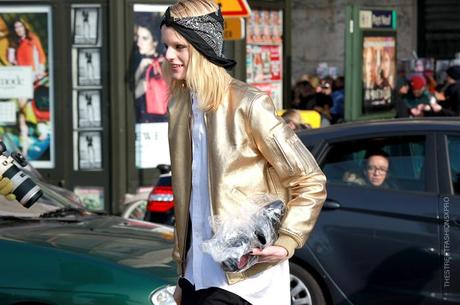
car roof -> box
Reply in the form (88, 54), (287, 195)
(298, 118), (460, 142)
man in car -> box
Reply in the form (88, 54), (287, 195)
(365, 151), (390, 187)
(343, 150), (391, 188)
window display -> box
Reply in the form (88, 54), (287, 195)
(131, 4), (170, 169)
(0, 6), (54, 168)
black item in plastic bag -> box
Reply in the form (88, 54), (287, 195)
(202, 196), (285, 272)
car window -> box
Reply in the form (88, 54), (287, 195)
(322, 136), (426, 191)
(447, 136), (460, 195)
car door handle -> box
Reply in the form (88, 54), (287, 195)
(323, 198), (341, 210)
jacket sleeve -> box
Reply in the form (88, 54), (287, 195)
(248, 94), (327, 258)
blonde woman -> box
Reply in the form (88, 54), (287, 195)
(161, 1), (327, 304)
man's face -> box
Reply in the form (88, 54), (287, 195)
(320, 82), (332, 95)
(412, 87), (424, 97)
(366, 155), (389, 187)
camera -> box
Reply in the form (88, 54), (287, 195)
(0, 141), (42, 208)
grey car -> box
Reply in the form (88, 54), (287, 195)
(290, 118), (460, 305)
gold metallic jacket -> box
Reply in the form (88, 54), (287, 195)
(168, 79), (327, 284)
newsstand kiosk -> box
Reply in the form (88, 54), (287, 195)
(345, 6), (397, 121)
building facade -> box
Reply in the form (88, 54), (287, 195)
(0, 0), (457, 212)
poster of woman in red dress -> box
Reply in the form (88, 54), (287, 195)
(0, 6), (53, 168)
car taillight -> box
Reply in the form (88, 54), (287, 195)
(147, 186), (174, 212)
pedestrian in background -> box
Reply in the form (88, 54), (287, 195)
(399, 74), (441, 117)
(312, 92), (333, 126)
(281, 109), (310, 130)
(160, 1), (327, 304)
(434, 65), (460, 116)
(331, 76), (345, 123)
(291, 80), (316, 109)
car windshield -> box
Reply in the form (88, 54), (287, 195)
(0, 178), (86, 218)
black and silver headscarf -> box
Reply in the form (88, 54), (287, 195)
(161, 6), (237, 70)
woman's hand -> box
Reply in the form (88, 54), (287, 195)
(251, 246), (288, 264)
(139, 57), (153, 71)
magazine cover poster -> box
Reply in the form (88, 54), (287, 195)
(362, 36), (396, 113)
(78, 131), (102, 169)
(77, 90), (101, 128)
(0, 6), (54, 168)
(131, 4), (168, 124)
(78, 48), (101, 86)
(131, 4), (170, 169)
(73, 7), (99, 45)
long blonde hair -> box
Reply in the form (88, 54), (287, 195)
(162, 0), (233, 112)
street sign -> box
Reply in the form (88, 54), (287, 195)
(215, 0), (251, 17)
(359, 10), (397, 30)
(224, 17), (245, 40)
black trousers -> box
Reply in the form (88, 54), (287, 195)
(179, 278), (253, 305)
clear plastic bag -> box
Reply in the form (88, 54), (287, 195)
(201, 194), (285, 272)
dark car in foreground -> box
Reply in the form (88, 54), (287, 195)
(0, 179), (177, 305)
(144, 118), (460, 305)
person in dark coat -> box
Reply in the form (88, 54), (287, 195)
(437, 65), (460, 116)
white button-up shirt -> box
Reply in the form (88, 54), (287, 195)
(184, 94), (290, 305)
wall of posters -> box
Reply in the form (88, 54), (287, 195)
(362, 36), (396, 113)
(247, 45), (282, 83)
(0, 6), (54, 168)
(132, 4), (170, 169)
(246, 9), (283, 110)
(247, 9), (282, 44)
(71, 4), (103, 171)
